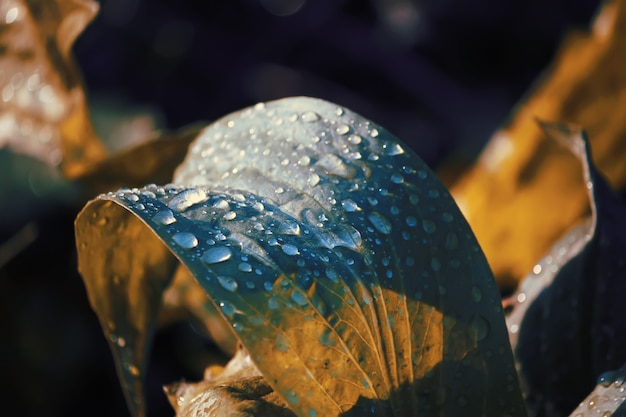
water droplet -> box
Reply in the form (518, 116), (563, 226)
(201, 247), (233, 264)
(238, 262), (253, 273)
(298, 155), (311, 166)
(301, 111), (320, 122)
(517, 293), (527, 303)
(422, 219), (436, 234)
(252, 201), (265, 212)
(588, 395), (599, 410)
(220, 301), (238, 319)
(470, 315), (490, 341)
(368, 212), (392, 235)
(342, 199), (360, 212)
(406, 216), (417, 227)
(223, 211), (237, 221)
(172, 232), (198, 249)
(442, 212), (454, 223)
(533, 264), (542, 274)
(445, 232), (458, 250)
(267, 297), (280, 310)
(153, 209), (176, 225)
(316, 154), (355, 178)
(276, 333), (290, 352)
(347, 134), (362, 144)
(334, 107), (344, 116)
(218, 276), (238, 292)
(383, 142), (404, 156)
(325, 269), (339, 283)
(278, 221), (301, 235)
(370, 128), (379, 137)
(291, 290), (308, 306)
(282, 243), (300, 256)
(391, 173), (404, 184)
(308, 409), (317, 417)
(597, 370), (615, 387)
(213, 199), (230, 210)
(308, 173), (320, 187)
(428, 189), (440, 199)
(168, 189), (208, 212)
(285, 390), (299, 405)
(471, 286), (483, 303)
(336, 124), (350, 135)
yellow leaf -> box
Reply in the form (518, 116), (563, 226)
(449, 0), (626, 289)
(0, 0), (106, 177)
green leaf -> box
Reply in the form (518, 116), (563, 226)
(75, 97), (525, 417)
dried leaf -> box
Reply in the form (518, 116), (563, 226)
(0, 0), (106, 177)
(76, 97), (525, 417)
(449, 0), (626, 289)
(165, 349), (295, 417)
(503, 124), (626, 416)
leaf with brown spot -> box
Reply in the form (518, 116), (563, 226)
(449, 0), (626, 290)
(75, 97), (526, 417)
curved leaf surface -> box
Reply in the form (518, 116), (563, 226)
(505, 123), (626, 417)
(76, 97), (525, 417)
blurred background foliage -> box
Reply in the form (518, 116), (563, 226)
(0, 0), (604, 416)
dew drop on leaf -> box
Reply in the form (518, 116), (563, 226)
(217, 276), (238, 292)
(172, 232), (198, 249)
(282, 243), (300, 256)
(470, 314), (490, 342)
(200, 246), (233, 264)
(152, 209), (176, 225)
(168, 189), (208, 212)
(341, 199), (360, 212)
(276, 333), (290, 352)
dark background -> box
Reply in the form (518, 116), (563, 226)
(0, 0), (602, 416)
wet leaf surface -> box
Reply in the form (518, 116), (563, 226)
(449, 0), (626, 290)
(503, 124), (626, 417)
(76, 97), (526, 417)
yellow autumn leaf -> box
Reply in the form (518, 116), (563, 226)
(449, 0), (626, 289)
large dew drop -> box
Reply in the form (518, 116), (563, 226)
(172, 232), (198, 249)
(217, 276), (238, 292)
(201, 246), (233, 264)
(168, 189), (208, 212)
(152, 209), (176, 225)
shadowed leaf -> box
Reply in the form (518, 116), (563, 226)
(75, 97), (525, 417)
(450, 0), (626, 290)
(503, 123), (626, 417)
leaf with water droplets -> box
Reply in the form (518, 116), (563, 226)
(566, 363), (626, 417)
(449, 1), (626, 291)
(504, 123), (626, 417)
(75, 97), (525, 417)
